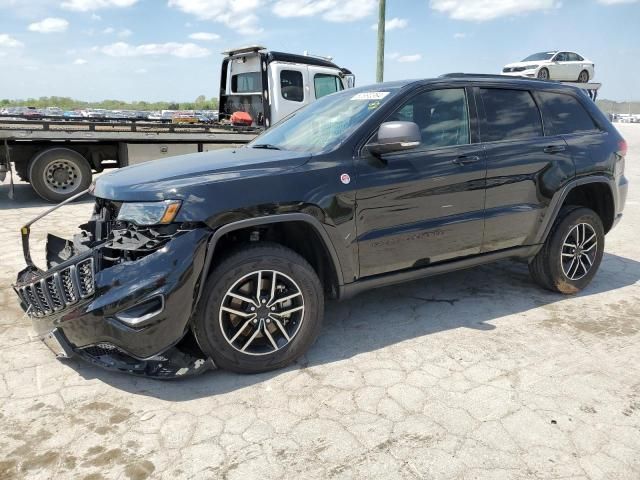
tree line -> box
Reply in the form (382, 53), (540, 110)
(0, 95), (219, 111)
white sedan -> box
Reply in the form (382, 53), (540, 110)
(502, 51), (595, 82)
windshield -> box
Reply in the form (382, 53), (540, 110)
(522, 52), (555, 62)
(249, 86), (401, 154)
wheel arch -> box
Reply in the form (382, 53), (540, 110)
(195, 213), (344, 307)
(536, 177), (616, 244)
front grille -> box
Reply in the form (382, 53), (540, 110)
(15, 258), (95, 317)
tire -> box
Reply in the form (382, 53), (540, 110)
(578, 70), (589, 83)
(537, 68), (550, 80)
(193, 243), (324, 373)
(28, 148), (92, 203)
(529, 206), (604, 294)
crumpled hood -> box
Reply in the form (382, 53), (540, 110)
(93, 147), (311, 202)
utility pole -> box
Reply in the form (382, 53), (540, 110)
(376, 0), (386, 83)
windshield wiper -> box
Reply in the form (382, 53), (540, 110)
(251, 143), (281, 150)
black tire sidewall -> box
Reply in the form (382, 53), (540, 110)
(29, 149), (92, 202)
(538, 68), (549, 80)
(578, 70), (589, 83)
(547, 208), (605, 293)
(194, 246), (324, 373)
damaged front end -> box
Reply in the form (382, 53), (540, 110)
(13, 190), (214, 379)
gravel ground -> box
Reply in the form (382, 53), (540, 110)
(0, 124), (639, 480)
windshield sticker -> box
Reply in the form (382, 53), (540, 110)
(368, 101), (381, 110)
(351, 92), (390, 101)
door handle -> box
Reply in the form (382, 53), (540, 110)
(544, 145), (566, 154)
(453, 155), (481, 165)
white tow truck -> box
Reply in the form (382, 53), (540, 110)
(0, 45), (354, 202)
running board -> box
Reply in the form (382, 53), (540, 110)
(338, 245), (538, 300)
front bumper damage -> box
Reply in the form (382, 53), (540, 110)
(13, 190), (214, 379)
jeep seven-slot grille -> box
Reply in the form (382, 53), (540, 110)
(16, 258), (95, 317)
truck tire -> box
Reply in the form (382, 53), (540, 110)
(193, 243), (324, 373)
(529, 206), (604, 294)
(28, 148), (92, 203)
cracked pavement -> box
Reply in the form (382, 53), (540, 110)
(1, 124), (639, 480)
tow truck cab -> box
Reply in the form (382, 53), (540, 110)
(219, 45), (355, 128)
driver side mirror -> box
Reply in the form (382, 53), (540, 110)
(367, 121), (421, 157)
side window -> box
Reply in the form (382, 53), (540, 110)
(554, 52), (566, 62)
(280, 70), (304, 102)
(575, 54), (584, 61)
(479, 88), (542, 142)
(386, 88), (470, 149)
(537, 91), (598, 135)
(314, 74), (343, 99)
(567, 53), (579, 61)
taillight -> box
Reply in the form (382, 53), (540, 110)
(618, 139), (628, 157)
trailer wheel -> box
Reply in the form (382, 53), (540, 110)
(28, 148), (92, 202)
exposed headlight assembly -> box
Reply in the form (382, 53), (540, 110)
(117, 200), (181, 226)
(524, 64), (539, 70)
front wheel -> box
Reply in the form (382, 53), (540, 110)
(537, 67), (550, 80)
(193, 243), (324, 373)
(529, 207), (605, 294)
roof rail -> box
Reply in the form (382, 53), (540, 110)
(439, 73), (515, 79)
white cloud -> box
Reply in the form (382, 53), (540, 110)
(73, 58), (87, 64)
(429, 0), (559, 21)
(28, 17), (69, 33)
(273, 0), (376, 22)
(397, 54), (421, 63)
(597, 0), (637, 3)
(168, 0), (263, 35)
(0, 33), (23, 48)
(102, 26), (114, 34)
(371, 17), (408, 31)
(135, 67), (147, 74)
(453, 32), (466, 39)
(100, 41), (210, 58)
(189, 32), (220, 41)
(61, 0), (138, 11)
(91, 13), (102, 20)
(118, 28), (132, 37)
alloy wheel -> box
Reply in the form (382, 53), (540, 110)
(560, 223), (598, 281)
(218, 270), (305, 356)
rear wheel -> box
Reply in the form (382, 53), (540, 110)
(193, 243), (324, 373)
(529, 206), (604, 294)
(578, 70), (589, 83)
(537, 67), (549, 80)
(28, 148), (92, 202)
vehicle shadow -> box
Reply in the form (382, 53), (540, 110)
(70, 251), (640, 399)
(0, 182), (94, 210)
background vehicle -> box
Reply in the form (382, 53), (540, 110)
(13, 75), (628, 377)
(503, 51), (595, 82)
(0, 46), (354, 202)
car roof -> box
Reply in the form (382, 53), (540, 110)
(373, 75), (589, 95)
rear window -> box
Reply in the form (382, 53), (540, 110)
(479, 88), (543, 142)
(537, 92), (598, 135)
(231, 72), (261, 93)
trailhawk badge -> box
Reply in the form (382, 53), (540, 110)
(340, 173), (351, 185)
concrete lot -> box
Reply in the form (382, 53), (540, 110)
(0, 124), (639, 480)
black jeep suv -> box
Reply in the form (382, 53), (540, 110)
(14, 75), (628, 377)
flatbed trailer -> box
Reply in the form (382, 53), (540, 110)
(0, 117), (260, 202)
(0, 45), (355, 202)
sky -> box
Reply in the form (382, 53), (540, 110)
(0, 0), (638, 102)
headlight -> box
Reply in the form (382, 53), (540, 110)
(117, 200), (181, 225)
(524, 64), (539, 70)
